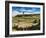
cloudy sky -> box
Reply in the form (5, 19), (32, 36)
(12, 7), (40, 16)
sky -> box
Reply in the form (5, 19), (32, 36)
(12, 7), (40, 16)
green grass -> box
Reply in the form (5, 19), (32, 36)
(12, 14), (40, 31)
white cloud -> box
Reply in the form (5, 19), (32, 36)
(12, 10), (40, 17)
(12, 11), (23, 16)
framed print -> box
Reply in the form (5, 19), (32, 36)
(5, 1), (45, 37)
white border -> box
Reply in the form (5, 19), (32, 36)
(9, 3), (43, 35)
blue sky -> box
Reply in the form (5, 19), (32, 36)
(12, 7), (40, 16)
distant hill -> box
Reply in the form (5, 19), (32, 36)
(15, 14), (40, 17)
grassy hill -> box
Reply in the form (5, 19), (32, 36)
(12, 14), (40, 31)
